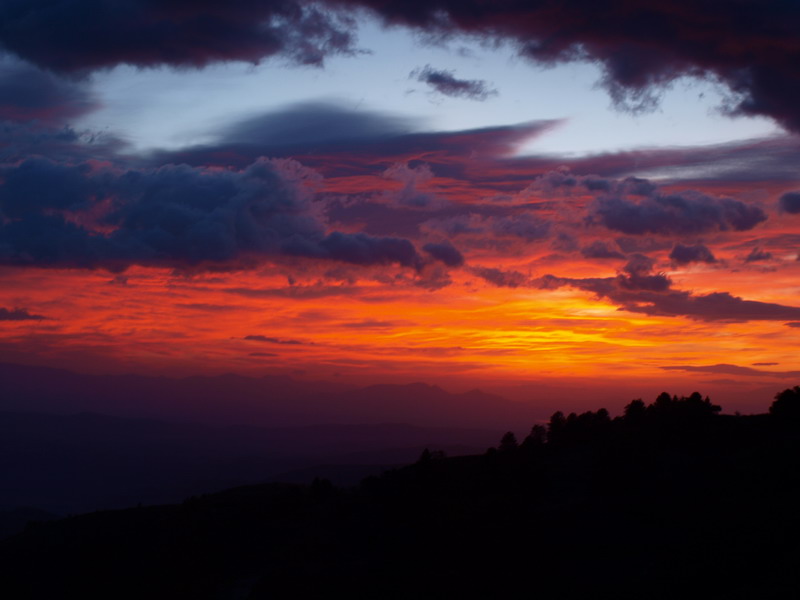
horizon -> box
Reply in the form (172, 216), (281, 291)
(2, 1), (800, 422)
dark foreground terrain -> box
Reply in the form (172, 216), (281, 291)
(3, 388), (800, 599)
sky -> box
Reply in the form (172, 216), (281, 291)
(1, 0), (800, 412)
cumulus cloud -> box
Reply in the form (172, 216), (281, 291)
(514, 171), (765, 236)
(0, 156), (427, 272)
(669, 243), (716, 265)
(0, 307), (45, 321)
(411, 65), (497, 101)
(539, 255), (800, 322)
(423, 241), (464, 267)
(591, 188), (766, 235)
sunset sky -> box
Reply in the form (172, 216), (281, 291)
(2, 1), (800, 411)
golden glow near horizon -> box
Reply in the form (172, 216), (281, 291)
(2, 241), (798, 393)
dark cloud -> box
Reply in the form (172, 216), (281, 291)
(0, 120), (126, 166)
(0, 307), (45, 321)
(0, 60), (122, 166)
(0, 0), (356, 73)
(0, 158), (96, 218)
(342, 0), (800, 132)
(744, 247), (772, 263)
(779, 191), (800, 214)
(5, 2), (800, 132)
(580, 240), (624, 260)
(540, 256), (800, 322)
(591, 188), (766, 236)
(0, 156), (425, 272)
(470, 266), (528, 288)
(618, 255), (670, 292)
(509, 171), (765, 238)
(786, 322), (800, 328)
(155, 102), (558, 170)
(661, 364), (800, 379)
(219, 101), (414, 149)
(411, 65), (497, 101)
(286, 231), (422, 269)
(753, 362), (778, 366)
(669, 243), (716, 265)
(0, 60), (97, 124)
(423, 241), (464, 267)
(244, 335), (303, 345)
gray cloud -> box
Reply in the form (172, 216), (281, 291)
(669, 243), (716, 265)
(0, 1), (357, 73)
(0, 307), (45, 321)
(411, 65), (497, 101)
(423, 241), (464, 267)
(0, 60), (97, 125)
(661, 364), (800, 379)
(470, 266), (528, 288)
(0, 157), (426, 272)
(591, 189), (766, 236)
(539, 256), (800, 322)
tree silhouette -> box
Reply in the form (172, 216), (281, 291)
(548, 411), (567, 443)
(521, 424), (547, 448)
(498, 431), (519, 453)
(624, 399), (646, 421)
(770, 386), (800, 420)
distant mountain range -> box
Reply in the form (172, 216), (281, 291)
(0, 362), (549, 520)
(0, 362), (544, 428)
(0, 409), (503, 516)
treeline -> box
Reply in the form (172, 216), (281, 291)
(489, 387), (797, 452)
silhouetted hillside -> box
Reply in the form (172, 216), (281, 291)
(3, 388), (800, 599)
(0, 410), (500, 514)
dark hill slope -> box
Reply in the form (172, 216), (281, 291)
(3, 391), (800, 599)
